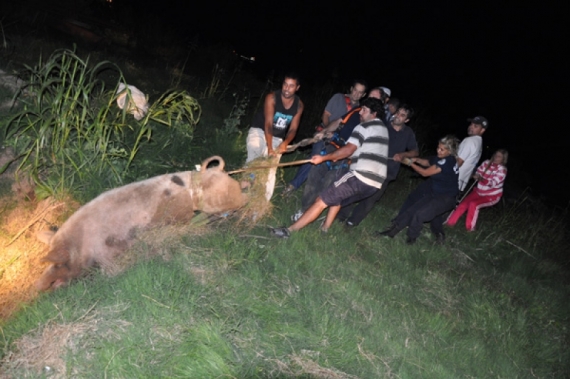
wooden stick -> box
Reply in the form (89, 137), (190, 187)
(228, 159), (311, 175)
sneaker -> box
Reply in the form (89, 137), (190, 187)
(281, 184), (295, 197)
(291, 210), (303, 222)
(434, 232), (445, 245)
(346, 220), (355, 227)
(270, 227), (291, 239)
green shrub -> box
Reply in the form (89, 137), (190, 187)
(4, 48), (201, 200)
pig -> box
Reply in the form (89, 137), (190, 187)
(35, 156), (247, 291)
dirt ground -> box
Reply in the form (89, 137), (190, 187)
(0, 192), (78, 320)
(0, 140), (80, 320)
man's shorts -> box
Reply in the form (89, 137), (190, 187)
(320, 171), (378, 207)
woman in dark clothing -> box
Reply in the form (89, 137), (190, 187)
(377, 135), (459, 245)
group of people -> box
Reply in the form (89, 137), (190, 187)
(245, 74), (508, 243)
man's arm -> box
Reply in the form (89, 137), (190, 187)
(321, 110), (332, 127)
(275, 100), (305, 154)
(310, 142), (357, 165)
(314, 118), (342, 139)
(325, 118), (342, 132)
(321, 93), (344, 127)
(456, 157), (464, 167)
(393, 149), (419, 162)
(263, 92), (276, 155)
(393, 131), (420, 162)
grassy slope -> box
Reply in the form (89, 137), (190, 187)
(1, 163), (569, 378)
(0, 32), (569, 378)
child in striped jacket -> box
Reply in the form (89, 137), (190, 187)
(446, 149), (508, 231)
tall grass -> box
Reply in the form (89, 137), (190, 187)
(3, 48), (201, 200)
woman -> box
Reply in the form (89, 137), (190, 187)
(446, 149), (508, 231)
(377, 135), (459, 245)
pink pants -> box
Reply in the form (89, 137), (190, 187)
(446, 191), (501, 231)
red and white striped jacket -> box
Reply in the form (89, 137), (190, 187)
(475, 160), (507, 197)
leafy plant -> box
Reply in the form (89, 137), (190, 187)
(220, 90), (249, 135)
(201, 63), (223, 99)
(4, 48), (201, 200)
(201, 55), (244, 101)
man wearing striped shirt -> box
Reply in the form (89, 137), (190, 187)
(271, 97), (388, 238)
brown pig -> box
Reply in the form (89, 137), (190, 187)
(35, 156), (246, 290)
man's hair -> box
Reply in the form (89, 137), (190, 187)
(360, 97), (384, 116)
(439, 135), (460, 156)
(368, 87), (388, 104)
(284, 72), (300, 85)
(397, 104), (415, 120)
(370, 87), (388, 104)
(352, 79), (368, 92)
(387, 98), (401, 108)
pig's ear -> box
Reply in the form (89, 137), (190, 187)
(37, 230), (56, 244)
(201, 156), (225, 172)
(40, 249), (70, 264)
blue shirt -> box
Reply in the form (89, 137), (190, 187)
(428, 155), (459, 196)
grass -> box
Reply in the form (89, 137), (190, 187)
(1, 173), (569, 377)
(4, 48), (202, 201)
(0, 30), (569, 378)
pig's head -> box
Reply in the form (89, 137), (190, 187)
(35, 232), (84, 291)
(198, 156), (248, 214)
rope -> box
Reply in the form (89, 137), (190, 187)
(227, 159), (312, 175)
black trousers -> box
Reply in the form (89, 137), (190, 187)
(337, 179), (392, 225)
(392, 182), (456, 239)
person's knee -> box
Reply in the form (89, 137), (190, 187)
(314, 196), (329, 209)
(329, 204), (341, 213)
(319, 199), (334, 214)
(414, 207), (436, 224)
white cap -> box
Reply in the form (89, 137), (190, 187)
(380, 86), (391, 97)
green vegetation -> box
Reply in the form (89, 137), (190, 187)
(4, 48), (200, 201)
(0, 33), (568, 378)
(1, 182), (569, 377)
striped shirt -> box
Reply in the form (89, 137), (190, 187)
(475, 160), (507, 196)
(346, 118), (389, 189)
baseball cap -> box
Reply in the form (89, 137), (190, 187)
(467, 116), (489, 128)
(379, 86), (391, 97)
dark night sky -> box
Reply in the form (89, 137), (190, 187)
(159, 1), (566, 202)
(167, 2), (565, 144)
